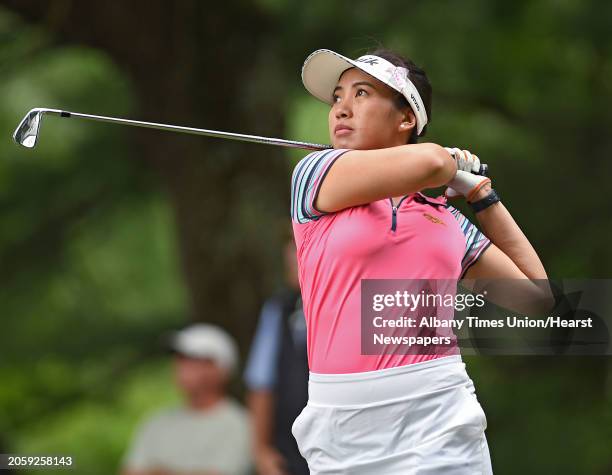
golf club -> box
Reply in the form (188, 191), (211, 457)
(12, 107), (488, 176)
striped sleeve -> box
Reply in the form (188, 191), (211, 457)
(291, 148), (351, 224)
(447, 205), (492, 278)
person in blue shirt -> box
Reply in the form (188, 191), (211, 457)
(244, 233), (309, 475)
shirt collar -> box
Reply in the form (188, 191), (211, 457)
(414, 192), (447, 207)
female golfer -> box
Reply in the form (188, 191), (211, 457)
(290, 48), (548, 474)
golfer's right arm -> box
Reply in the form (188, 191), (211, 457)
(315, 143), (456, 213)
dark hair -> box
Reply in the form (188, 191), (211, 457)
(365, 48), (432, 144)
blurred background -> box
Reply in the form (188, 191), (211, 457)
(0, 0), (611, 474)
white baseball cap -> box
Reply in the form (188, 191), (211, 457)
(301, 49), (428, 136)
(169, 324), (239, 374)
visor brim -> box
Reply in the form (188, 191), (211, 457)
(301, 49), (361, 105)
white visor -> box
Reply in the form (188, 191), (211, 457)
(301, 49), (428, 136)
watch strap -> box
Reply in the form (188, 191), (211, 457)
(469, 189), (500, 213)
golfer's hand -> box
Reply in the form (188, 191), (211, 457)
(444, 147), (481, 174)
(443, 148), (491, 202)
(255, 446), (288, 475)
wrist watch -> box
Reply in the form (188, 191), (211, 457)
(469, 189), (500, 213)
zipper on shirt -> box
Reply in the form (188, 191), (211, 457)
(389, 196), (409, 232)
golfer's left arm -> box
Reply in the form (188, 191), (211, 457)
(462, 183), (556, 314)
(443, 148), (553, 313)
(462, 180), (548, 281)
(443, 148), (547, 281)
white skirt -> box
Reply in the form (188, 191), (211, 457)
(291, 356), (493, 474)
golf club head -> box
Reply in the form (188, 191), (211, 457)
(13, 108), (46, 148)
(12, 108), (64, 148)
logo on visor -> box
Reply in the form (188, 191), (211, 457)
(357, 57), (379, 66)
(410, 93), (420, 111)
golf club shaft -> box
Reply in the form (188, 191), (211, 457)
(45, 109), (330, 151)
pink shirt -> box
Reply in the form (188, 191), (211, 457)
(291, 149), (491, 374)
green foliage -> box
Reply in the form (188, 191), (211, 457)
(12, 359), (180, 475)
(0, 8), (186, 470)
(0, 1), (611, 474)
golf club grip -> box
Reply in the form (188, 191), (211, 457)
(445, 148), (488, 177)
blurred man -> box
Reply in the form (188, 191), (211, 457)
(122, 324), (252, 475)
(244, 237), (309, 475)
